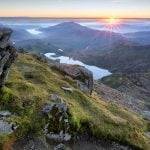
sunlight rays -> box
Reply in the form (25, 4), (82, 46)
(103, 17), (122, 32)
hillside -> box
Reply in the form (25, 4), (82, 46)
(124, 31), (150, 45)
(0, 52), (150, 150)
(15, 39), (64, 55)
(101, 73), (150, 110)
(76, 43), (150, 73)
(94, 81), (148, 115)
(10, 29), (35, 42)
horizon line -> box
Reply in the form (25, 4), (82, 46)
(0, 16), (150, 19)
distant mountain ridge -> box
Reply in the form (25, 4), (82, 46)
(11, 28), (34, 42)
(10, 22), (150, 74)
(15, 39), (63, 54)
(38, 22), (125, 51)
(124, 31), (150, 45)
(75, 42), (150, 73)
(13, 22), (127, 55)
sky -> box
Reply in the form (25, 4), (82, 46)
(0, 0), (150, 18)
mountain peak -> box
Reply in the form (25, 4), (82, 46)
(54, 21), (83, 27)
(51, 21), (90, 31)
(41, 21), (90, 32)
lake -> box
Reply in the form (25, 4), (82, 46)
(45, 53), (111, 80)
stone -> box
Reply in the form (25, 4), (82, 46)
(142, 111), (150, 120)
(56, 64), (80, 78)
(78, 66), (93, 95)
(54, 143), (65, 150)
(77, 80), (91, 94)
(56, 103), (68, 114)
(0, 28), (18, 87)
(42, 104), (55, 115)
(0, 110), (12, 117)
(42, 103), (68, 115)
(61, 87), (73, 93)
(46, 132), (71, 142)
(64, 119), (69, 123)
(50, 94), (64, 103)
(30, 145), (35, 150)
(0, 120), (18, 134)
(44, 123), (49, 134)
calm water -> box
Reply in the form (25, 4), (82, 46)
(45, 53), (111, 80)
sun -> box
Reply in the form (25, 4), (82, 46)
(103, 17), (122, 32)
(108, 17), (118, 24)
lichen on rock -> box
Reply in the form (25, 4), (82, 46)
(42, 102), (72, 142)
(0, 28), (18, 88)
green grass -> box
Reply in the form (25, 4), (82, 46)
(0, 53), (149, 150)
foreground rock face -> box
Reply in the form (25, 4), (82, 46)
(0, 28), (18, 87)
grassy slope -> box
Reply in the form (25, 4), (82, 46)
(0, 53), (149, 150)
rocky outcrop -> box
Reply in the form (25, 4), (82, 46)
(79, 66), (93, 94)
(0, 28), (18, 87)
(42, 102), (71, 142)
(54, 63), (93, 94)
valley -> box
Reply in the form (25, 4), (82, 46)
(0, 18), (150, 150)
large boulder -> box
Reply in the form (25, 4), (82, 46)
(54, 63), (93, 94)
(0, 28), (17, 87)
(77, 66), (93, 94)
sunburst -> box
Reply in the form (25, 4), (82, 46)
(108, 17), (118, 24)
(104, 17), (122, 32)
